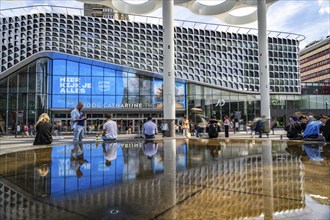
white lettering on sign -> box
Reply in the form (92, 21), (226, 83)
(59, 77), (91, 94)
(85, 103), (143, 108)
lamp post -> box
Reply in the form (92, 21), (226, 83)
(326, 99), (328, 116)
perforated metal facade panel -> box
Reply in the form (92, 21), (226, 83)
(1, 13), (301, 94)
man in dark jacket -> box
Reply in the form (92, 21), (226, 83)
(206, 118), (220, 138)
(285, 115), (308, 140)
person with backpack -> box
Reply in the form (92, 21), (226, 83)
(206, 118), (220, 138)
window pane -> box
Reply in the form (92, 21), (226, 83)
(104, 68), (115, 77)
(67, 61), (78, 76)
(0, 78), (7, 94)
(103, 96), (116, 107)
(18, 68), (28, 93)
(8, 74), (17, 94)
(79, 63), (91, 76)
(52, 95), (66, 108)
(141, 95), (152, 108)
(0, 94), (7, 110)
(103, 77), (116, 95)
(79, 95), (91, 108)
(92, 66), (103, 76)
(79, 77), (92, 95)
(127, 77), (139, 95)
(28, 71), (36, 93)
(92, 77), (104, 95)
(66, 95), (79, 108)
(140, 77), (151, 95)
(116, 74), (126, 96)
(53, 60), (66, 75)
(8, 94), (17, 109)
(92, 96), (103, 108)
(127, 95), (139, 103)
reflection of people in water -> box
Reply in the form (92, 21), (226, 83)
(70, 143), (88, 178)
(143, 140), (159, 159)
(303, 143), (325, 161)
(102, 142), (118, 166)
(207, 145), (221, 160)
(37, 164), (49, 177)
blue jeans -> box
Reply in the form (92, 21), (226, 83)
(73, 125), (84, 142)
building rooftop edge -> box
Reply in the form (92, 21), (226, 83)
(300, 36), (330, 55)
(0, 5), (305, 41)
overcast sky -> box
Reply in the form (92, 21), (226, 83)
(1, 0), (329, 49)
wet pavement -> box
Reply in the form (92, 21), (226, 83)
(0, 133), (329, 219)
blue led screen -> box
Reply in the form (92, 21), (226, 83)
(51, 59), (185, 109)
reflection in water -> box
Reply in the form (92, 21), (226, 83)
(0, 140), (329, 219)
(262, 140), (274, 220)
(70, 143), (88, 178)
(286, 142), (330, 206)
(102, 142), (118, 166)
(33, 148), (52, 197)
(143, 140), (159, 159)
(303, 142), (325, 161)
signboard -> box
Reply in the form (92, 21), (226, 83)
(52, 72), (185, 109)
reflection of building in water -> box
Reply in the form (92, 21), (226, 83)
(0, 141), (325, 219)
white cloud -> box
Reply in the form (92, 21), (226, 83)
(318, 0), (330, 14)
(1, 0), (328, 48)
(266, 0), (310, 31)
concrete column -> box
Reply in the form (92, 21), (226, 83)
(257, 0), (271, 120)
(162, 0), (175, 137)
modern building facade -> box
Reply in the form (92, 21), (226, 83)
(1, 6), (327, 135)
(300, 36), (330, 83)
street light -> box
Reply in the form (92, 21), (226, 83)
(326, 99), (328, 116)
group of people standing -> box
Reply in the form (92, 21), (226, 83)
(285, 114), (330, 142)
(32, 101), (330, 147)
(71, 102), (159, 142)
(180, 115), (231, 139)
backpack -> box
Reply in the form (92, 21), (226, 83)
(208, 123), (218, 138)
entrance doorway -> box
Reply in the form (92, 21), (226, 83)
(52, 110), (186, 135)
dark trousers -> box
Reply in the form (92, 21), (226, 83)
(145, 134), (155, 139)
(224, 126), (229, 137)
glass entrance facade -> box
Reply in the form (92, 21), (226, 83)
(1, 55), (329, 134)
(0, 58), (49, 134)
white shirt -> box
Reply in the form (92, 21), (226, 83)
(103, 119), (117, 139)
(143, 120), (158, 136)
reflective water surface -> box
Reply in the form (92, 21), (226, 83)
(0, 139), (329, 220)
